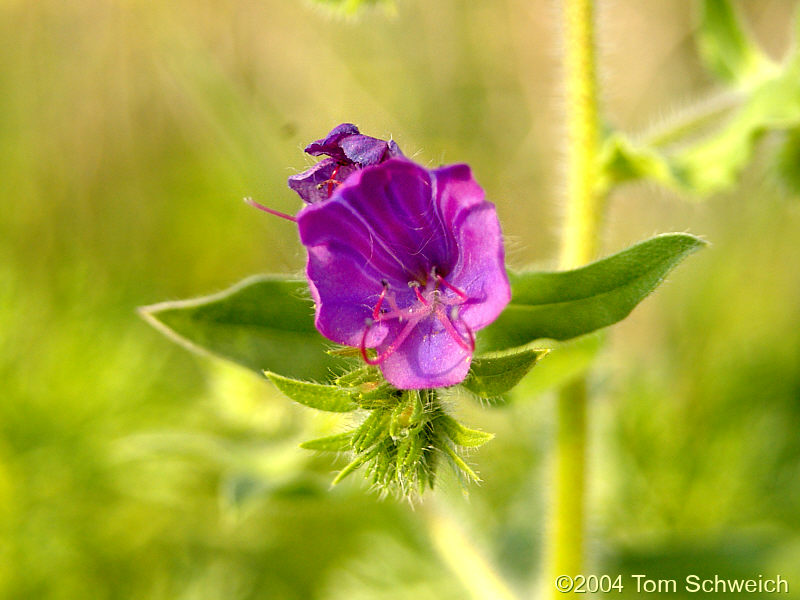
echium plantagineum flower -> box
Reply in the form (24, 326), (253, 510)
(250, 124), (510, 388)
(288, 125), (511, 389)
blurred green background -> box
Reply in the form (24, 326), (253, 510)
(1, 0), (799, 598)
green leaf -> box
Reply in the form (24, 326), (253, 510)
(139, 275), (347, 382)
(437, 415), (494, 448)
(300, 432), (353, 452)
(265, 372), (357, 413)
(478, 234), (706, 352)
(697, 0), (775, 86)
(352, 409), (391, 452)
(396, 428), (425, 472)
(462, 345), (548, 398)
(331, 453), (370, 486)
(597, 133), (680, 194)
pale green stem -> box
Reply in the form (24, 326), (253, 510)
(546, 0), (603, 598)
(559, 0), (603, 271)
(426, 504), (521, 600)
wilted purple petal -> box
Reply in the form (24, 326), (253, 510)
(304, 123), (360, 160)
(287, 159), (358, 204)
(289, 123), (403, 203)
(297, 158), (510, 389)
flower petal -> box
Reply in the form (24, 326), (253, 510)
(298, 187), (413, 284)
(378, 316), (472, 389)
(305, 243), (391, 347)
(447, 202), (511, 330)
(305, 123), (360, 159)
(335, 159), (452, 280)
(288, 159), (358, 204)
(432, 164), (487, 235)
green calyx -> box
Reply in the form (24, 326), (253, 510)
(299, 383), (494, 498)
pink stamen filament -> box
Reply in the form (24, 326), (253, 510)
(325, 165), (343, 196)
(413, 285), (429, 306)
(359, 276), (475, 366)
(436, 274), (468, 301)
(360, 316), (424, 365)
(435, 307), (475, 352)
(372, 285), (388, 320)
(244, 197), (297, 223)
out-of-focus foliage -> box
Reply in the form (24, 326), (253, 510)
(1, 0), (799, 599)
(599, 1), (800, 197)
(697, 0), (776, 86)
(310, 0), (395, 17)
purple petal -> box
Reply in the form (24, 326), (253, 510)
(298, 187), (414, 284)
(339, 134), (404, 166)
(305, 243), (391, 348)
(334, 159), (452, 279)
(305, 123), (360, 159)
(431, 164), (487, 231)
(378, 316), (472, 389)
(288, 159), (357, 204)
(446, 207), (510, 330)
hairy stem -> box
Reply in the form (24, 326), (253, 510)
(560, 0), (602, 270)
(546, 0), (603, 597)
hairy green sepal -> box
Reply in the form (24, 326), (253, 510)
(462, 345), (549, 399)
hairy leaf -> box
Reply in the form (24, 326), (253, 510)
(300, 432), (354, 452)
(265, 372), (357, 412)
(139, 275), (347, 382)
(437, 415), (494, 448)
(478, 234), (706, 352)
(674, 64), (800, 195)
(462, 345), (548, 398)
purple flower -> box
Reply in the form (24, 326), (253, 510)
(288, 123), (403, 204)
(297, 158), (510, 389)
